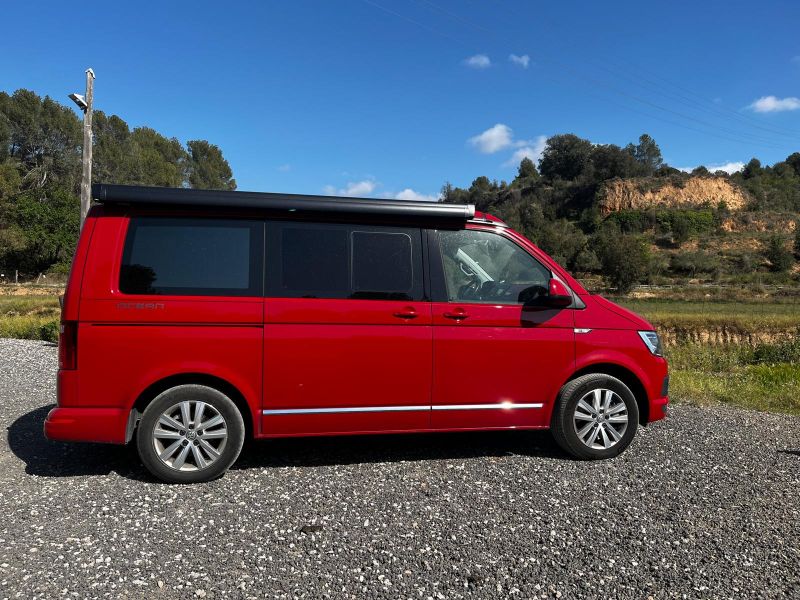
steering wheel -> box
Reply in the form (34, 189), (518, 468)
(459, 278), (483, 300)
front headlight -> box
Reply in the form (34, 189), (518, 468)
(638, 331), (663, 357)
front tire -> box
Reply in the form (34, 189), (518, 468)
(136, 385), (245, 483)
(551, 373), (639, 460)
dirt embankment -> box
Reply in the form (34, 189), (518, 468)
(599, 177), (749, 214)
(659, 326), (797, 347)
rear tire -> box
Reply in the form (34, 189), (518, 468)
(136, 385), (245, 483)
(551, 373), (639, 460)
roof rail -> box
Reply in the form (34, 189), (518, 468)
(92, 184), (474, 222)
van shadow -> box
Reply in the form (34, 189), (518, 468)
(8, 406), (566, 480)
(233, 429), (564, 470)
(7, 405), (150, 480)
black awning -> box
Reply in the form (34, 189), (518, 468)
(92, 184), (474, 222)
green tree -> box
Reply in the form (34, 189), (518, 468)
(671, 214), (691, 245)
(127, 127), (187, 187)
(515, 157), (538, 181)
(786, 152), (800, 177)
(594, 226), (650, 292)
(187, 140), (236, 190)
(0, 88), (238, 275)
(538, 219), (587, 270)
(4, 187), (80, 272)
(93, 111), (134, 184)
(742, 158), (762, 179)
(3, 89), (81, 190)
(0, 162), (21, 200)
(765, 235), (793, 272)
(591, 144), (643, 180)
(625, 133), (662, 174)
(539, 134), (593, 181)
(794, 224), (800, 258)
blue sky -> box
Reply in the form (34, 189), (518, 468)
(2, 1), (799, 199)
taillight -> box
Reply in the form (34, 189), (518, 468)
(59, 321), (78, 370)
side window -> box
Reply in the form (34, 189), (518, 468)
(119, 217), (263, 296)
(438, 229), (550, 305)
(266, 222), (423, 300)
(351, 231), (414, 299)
(280, 226), (349, 294)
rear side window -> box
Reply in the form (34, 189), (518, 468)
(120, 217), (264, 296)
(266, 222), (423, 300)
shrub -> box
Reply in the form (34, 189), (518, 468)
(39, 320), (60, 342)
(752, 338), (800, 365)
(765, 235), (793, 272)
(669, 251), (720, 277)
(594, 229), (650, 292)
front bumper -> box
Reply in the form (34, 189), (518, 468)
(649, 395), (669, 422)
(44, 407), (132, 444)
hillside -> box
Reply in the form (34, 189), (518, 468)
(442, 134), (800, 291)
(1, 93), (798, 291)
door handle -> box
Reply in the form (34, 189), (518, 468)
(393, 307), (418, 319)
(443, 309), (469, 320)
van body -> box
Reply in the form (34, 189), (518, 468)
(45, 184), (668, 483)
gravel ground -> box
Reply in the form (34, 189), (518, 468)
(0, 338), (798, 599)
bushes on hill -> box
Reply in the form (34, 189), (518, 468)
(765, 236), (793, 273)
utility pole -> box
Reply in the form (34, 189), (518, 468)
(69, 68), (95, 229)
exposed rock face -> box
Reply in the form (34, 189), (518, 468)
(659, 327), (796, 347)
(598, 176), (749, 214)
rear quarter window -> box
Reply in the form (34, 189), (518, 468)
(119, 217), (264, 296)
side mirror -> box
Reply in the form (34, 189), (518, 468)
(544, 278), (573, 308)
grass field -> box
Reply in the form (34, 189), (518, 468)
(0, 295), (60, 341)
(615, 298), (799, 332)
(665, 341), (800, 415)
(1, 288), (798, 415)
(616, 298), (800, 414)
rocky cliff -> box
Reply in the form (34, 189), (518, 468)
(598, 176), (750, 214)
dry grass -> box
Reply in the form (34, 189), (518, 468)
(0, 295), (60, 341)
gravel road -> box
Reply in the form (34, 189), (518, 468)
(0, 338), (798, 599)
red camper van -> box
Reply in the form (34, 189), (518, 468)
(45, 184), (669, 483)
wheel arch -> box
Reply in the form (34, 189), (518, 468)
(563, 363), (649, 425)
(132, 373), (256, 439)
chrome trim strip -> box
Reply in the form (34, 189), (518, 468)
(574, 328), (592, 334)
(262, 403), (544, 415)
(431, 403), (543, 411)
(262, 405), (429, 415)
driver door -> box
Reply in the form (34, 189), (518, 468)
(430, 226), (575, 430)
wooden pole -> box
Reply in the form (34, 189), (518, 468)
(80, 68), (95, 229)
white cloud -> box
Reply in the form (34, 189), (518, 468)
(503, 135), (547, 167)
(508, 54), (530, 68)
(324, 180), (378, 197)
(342, 180), (377, 196)
(708, 161), (745, 174)
(277, 164), (291, 172)
(469, 123), (514, 154)
(748, 95), (800, 113)
(394, 188), (440, 202)
(464, 54), (491, 69)
(678, 161), (744, 174)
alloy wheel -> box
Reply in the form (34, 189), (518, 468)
(572, 388), (629, 450)
(152, 400), (228, 471)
